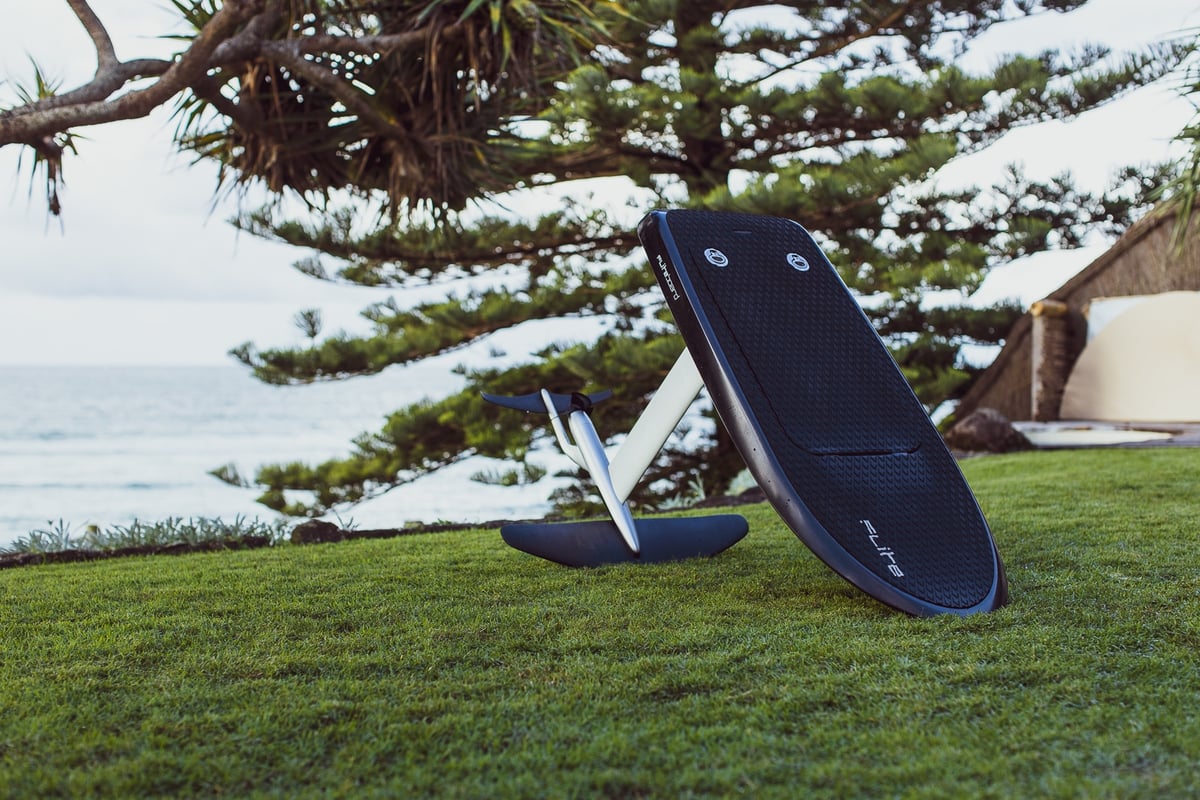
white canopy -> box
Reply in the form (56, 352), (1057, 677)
(1059, 291), (1200, 422)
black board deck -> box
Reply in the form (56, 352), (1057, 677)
(639, 210), (1008, 616)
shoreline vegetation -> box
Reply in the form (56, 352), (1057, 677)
(0, 515), (473, 570)
(0, 487), (770, 570)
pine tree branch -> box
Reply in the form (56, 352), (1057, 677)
(201, 22), (465, 67)
(2, 1), (532, 215)
(245, 330), (687, 516)
(743, 0), (927, 85)
(234, 204), (640, 283)
(0, 2), (462, 148)
(189, 72), (261, 130)
(65, 0), (118, 71)
(334, 233), (636, 284)
(0, 0), (266, 146)
(239, 264), (656, 384)
(4, 58), (175, 117)
(266, 48), (411, 141)
(525, 141), (691, 184)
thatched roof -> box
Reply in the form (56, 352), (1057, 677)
(956, 206), (1200, 421)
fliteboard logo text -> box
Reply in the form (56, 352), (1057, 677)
(655, 254), (681, 301)
(861, 518), (904, 578)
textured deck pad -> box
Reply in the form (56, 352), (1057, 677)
(639, 210), (1007, 616)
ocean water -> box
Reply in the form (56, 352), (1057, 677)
(0, 364), (561, 549)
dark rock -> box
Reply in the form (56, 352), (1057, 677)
(944, 408), (1032, 454)
(290, 519), (345, 545)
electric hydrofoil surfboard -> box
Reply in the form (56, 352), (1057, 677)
(484, 209), (1007, 617)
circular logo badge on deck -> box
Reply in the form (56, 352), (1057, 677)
(787, 252), (810, 271)
(703, 248), (729, 268)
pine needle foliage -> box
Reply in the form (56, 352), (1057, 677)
(1151, 29), (1200, 249)
(216, 1), (1185, 517)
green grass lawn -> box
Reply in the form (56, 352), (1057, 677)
(2, 448), (1198, 798)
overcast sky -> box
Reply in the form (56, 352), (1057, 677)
(1, 0), (1197, 365)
